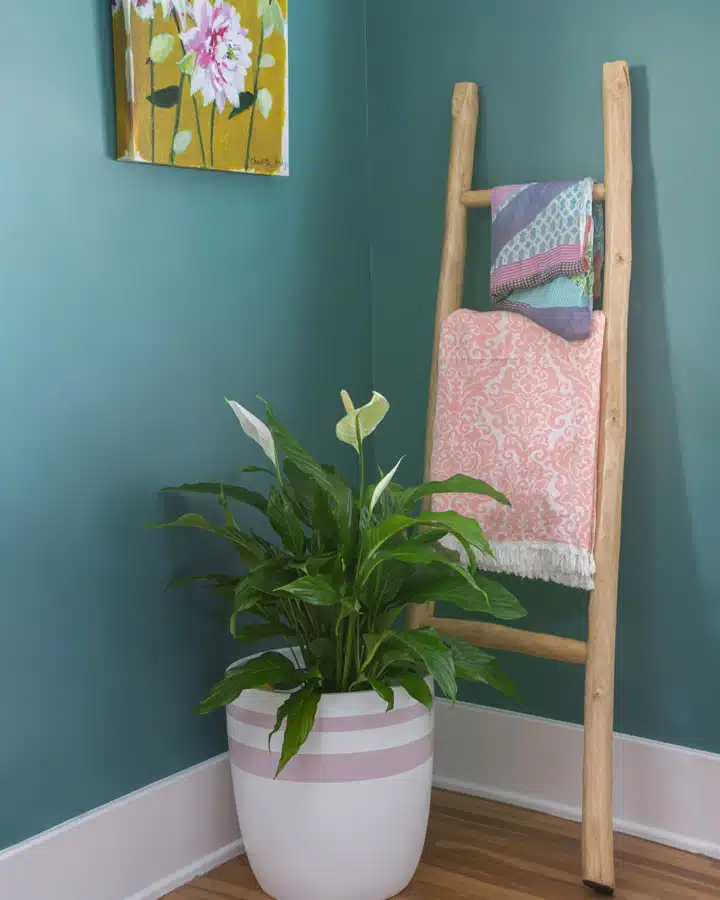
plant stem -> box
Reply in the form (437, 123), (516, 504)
(169, 73), (186, 165)
(193, 95), (206, 166)
(341, 614), (355, 691)
(148, 19), (155, 164)
(210, 103), (217, 168)
(244, 23), (265, 171)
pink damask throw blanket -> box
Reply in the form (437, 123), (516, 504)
(431, 309), (605, 590)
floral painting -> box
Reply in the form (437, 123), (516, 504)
(112, 0), (288, 176)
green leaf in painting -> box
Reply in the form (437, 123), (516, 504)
(172, 130), (192, 155)
(147, 85), (180, 108)
(367, 677), (394, 711)
(196, 651), (301, 714)
(257, 88), (273, 119)
(178, 52), (196, 75)
(396, 674), (433, 710)
(229, 92), (256, 119)
(275, 686), (321, 776)
(395, 627), (457, 702)
(149, 33), (175, 64)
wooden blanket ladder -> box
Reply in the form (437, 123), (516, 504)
(407, 60), (632, 895)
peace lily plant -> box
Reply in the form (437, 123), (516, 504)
(155, 391), (526, 775)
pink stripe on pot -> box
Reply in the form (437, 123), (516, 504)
(229, 734), (433, 783)
(228, 702), (429, 733)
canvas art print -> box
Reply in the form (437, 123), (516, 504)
(112, 0), (288, 176)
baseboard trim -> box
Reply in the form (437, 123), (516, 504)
(0, 753), (243, 900)
(433, 699), (720, 860)
(4, 704), (718, 900)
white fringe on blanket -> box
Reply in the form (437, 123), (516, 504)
(441, 536), (596, 591)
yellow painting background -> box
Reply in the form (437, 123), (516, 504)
(112, 0), (288, 176)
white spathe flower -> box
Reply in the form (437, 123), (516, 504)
(370, 457), (404, 514)
(226, 399), (276, 463)
(336, 391), (390, 452)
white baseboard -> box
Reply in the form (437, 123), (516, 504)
(4, 705), (718, 900)
(0, 753), (243, 900)
(433, 699), (720, 860)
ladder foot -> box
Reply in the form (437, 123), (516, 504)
(583, 879), (615, 896)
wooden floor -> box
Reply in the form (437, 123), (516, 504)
(166, 790), (720, 899)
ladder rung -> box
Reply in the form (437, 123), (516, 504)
(431, 617), (588, 664)
(463, 183), (606, 208)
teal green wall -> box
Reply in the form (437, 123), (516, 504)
(0, 1), (371, 848)
(367, 0), (720, 753)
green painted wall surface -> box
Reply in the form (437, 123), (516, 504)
(0, 1), (371, 848)
(367, 0), (720, 752)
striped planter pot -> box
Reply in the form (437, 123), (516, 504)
(227, 660), (434, 900)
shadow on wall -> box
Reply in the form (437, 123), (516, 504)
(92, 0), (117, 158)
(617, 66), (705, 749)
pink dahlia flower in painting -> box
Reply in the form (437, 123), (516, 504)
(182, 1), (253, 113)
(158, 0), (188, 27)
(132, 0), (155, 19)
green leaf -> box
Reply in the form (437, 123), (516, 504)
(275, 686), (321, 776)
(473, 575), (527, 620)
(172, 130), (192, 155)
(362, 514), (417, 560)
(229, 92), (255, 119)
(414, 510), (492, 557)
(362, 631), (391, 670)
(239, 465), (275, 475)
(166, 572), (239, 592)
(178, 52), (196, 75)
(364, 538), (481, 593)
(367, 677), (394, 712)
(161, 482), (268, 513)
(149, 512), (264, 567)
(233, 578), (265, 615)
(275, 574), (339, 606)
(394, 570), (524, 620)
(396, 674), (433, 710)
(257, 88), (273, 119)
(402, 474), (510, 512)
(395, 627), (457, 702)
(149, 32), (176, 64)
(233, 622), (293, 643)
(196, 652), (301, 714)
(267, 486), (305, 554)
(263, 403), (347, 505)
(147, 85), (180, 108)
(442, 635), (517, 698)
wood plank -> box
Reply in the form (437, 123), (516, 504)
(582, 60), (633, 894)
(407, 82), (478, 631)
(463, 183), (606, 207)
(164, 790), (720, 900)
(431, 618), (588, 664)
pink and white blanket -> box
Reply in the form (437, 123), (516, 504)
(431, 309), (605, 590)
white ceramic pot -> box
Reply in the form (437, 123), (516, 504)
(226, 655), (434, 900)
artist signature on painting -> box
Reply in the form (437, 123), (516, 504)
(250, 156), (289, 173)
